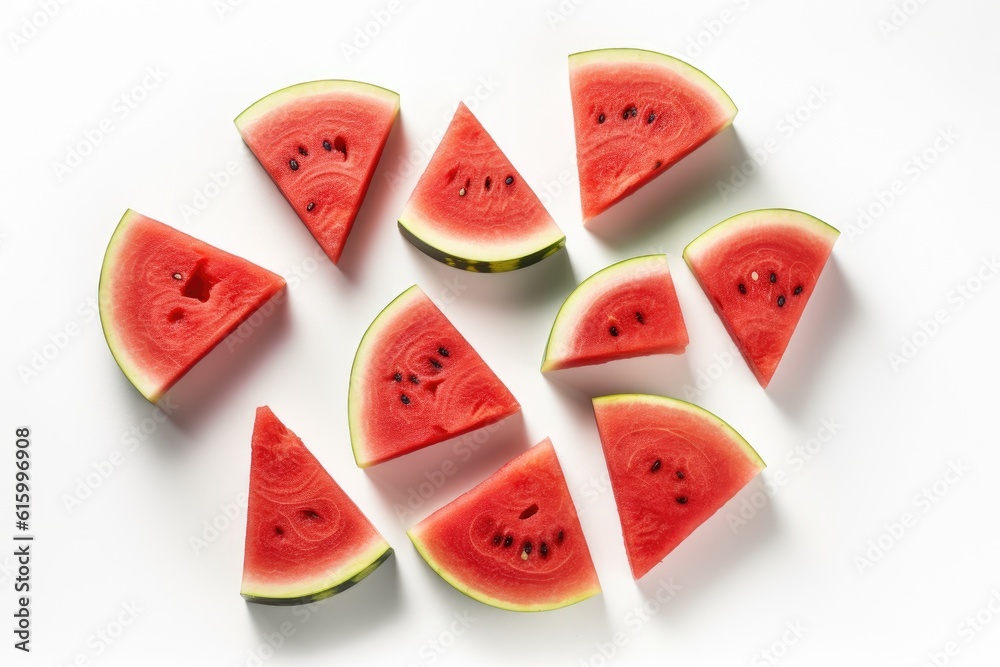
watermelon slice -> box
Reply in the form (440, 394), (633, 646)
(541, 254), (688, 371)
(408, 438), (601, 611)
(235, 80), (400, 264)
(98, 209), (286, 403)
(398, 103), (566, 272)
(592, 394), (764, 580)
(348, 285), (520, 467)
(683, 208), (839, 387)
(569, 48), (738, 223)
(242, 406), (392, 605)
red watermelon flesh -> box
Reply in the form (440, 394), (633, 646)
(683, 209), (839, 387)
(98, 210), (286, 403)
(408, 438), (601, 611)
(542, 254), (688, 371)
(398, 102), (565, 272)
(348, 285), (520, 467)
(236, 80), (399, 264)
(569, 48), (737, 223)
(242, 406), (392, 605)
(593, 395), (764, 580)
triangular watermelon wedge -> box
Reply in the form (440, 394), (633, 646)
(242, 407), (392, 605)
(541, 254), (688, 371)
(348, 285), (520, 467)
(235, 80), (400, 264)
(593, 394), (765, 580)
(98, 210), (286, 403)
(408, 438), (601, 611)
(683, 208), (839, 387)
(398, 102), (566, 272)
(569, 48), (738, 223)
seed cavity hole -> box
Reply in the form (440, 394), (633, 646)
(333, 136), (347, 158)
(181, 259), (216, 302)
(167, 308), (184, 323)
(274, 526), (284, 537)
(519, 504), (539, 520)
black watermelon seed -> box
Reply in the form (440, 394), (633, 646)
(647, 112), (656, 123)
(503, 535), (513, 547)
(777, 295), (786, 307)
(598, 113), (606, 124)
(636, 311), (645, 324)
(493, 534), (502, 545)
(505, 175), (514, 185)
(556, 530), (564, 543)
(298, 146), (308, 156)
(676, 496), (688, 504)
(654, 160), (663, 169)
(274, 526), (284, 536)
(651, 459), (661, 472)
(484, 177), (491, 191)
(794, 285), (803, 295)
(306, 202), (315, 211)
(540, 543), (548, 557)
(438, 346), (449, 357)
(400, 394), (411, 405)
(738, 283), (747, 294)
(676, 470), (685, 480)
(523, 541), (532, 555)
(289, 159), (299, 171)
(409, 374), (419, 384)
(322, 140), (332, 151)
(770, 272), (777, 283)
(609, 326), (619, 337)
(429, 358), (443, 369)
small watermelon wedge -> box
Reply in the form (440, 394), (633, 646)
(348, 285), (520, 467)
(593, 394), (764, 580)
(398, 102), (566, 272)
(235, 80), (400, 264)
(242, 406), (392, 605)
(569, 48), (737, 223)
(683, 208), (839, 387)
(408, 438), (601, 611)
(99, 210), (286, 403)
(541, 254), (688, 371)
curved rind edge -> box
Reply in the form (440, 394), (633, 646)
(235, 80), (400, 133)
(682, 208), (840, 266)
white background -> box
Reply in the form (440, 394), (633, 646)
(3, 0), (999, 665)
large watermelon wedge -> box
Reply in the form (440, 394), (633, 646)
(593, 394), (764, 580)
(683, 208), (839, 387)
(98, 210), (286, 403)
(235, 80), (399, 264)
(398, 102), (566, 272)
(541, 254), (688, 371)
(569, 48), (737, 223)
(348, 285), (520, 467)
(242, 406), (392, 605)
(408, 438), (601, 611)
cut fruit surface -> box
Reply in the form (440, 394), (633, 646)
(348, 285), (520, 467)
(236, 80), (399, 264)
(98, 209), (286, 403)
(593, 394), (764, 580)
(542, 254), (688, 371)
(408, 438), (601, 611)
(683, 208), (839, 387)
(242, 406), (392, 605)
(569, 48), (737, 223)
(398, 102), (565, 272)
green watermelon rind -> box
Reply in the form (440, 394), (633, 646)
(568, 48), (738, 121)
(406, 527), (601, 613)
(592, 394), (766, 471)
(397, 218), (566, 272)
(234, 79), (400, 132)
(98, 209), (162, 401)
(241, 543), (393, 606)
(541, 254), (682, 372)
